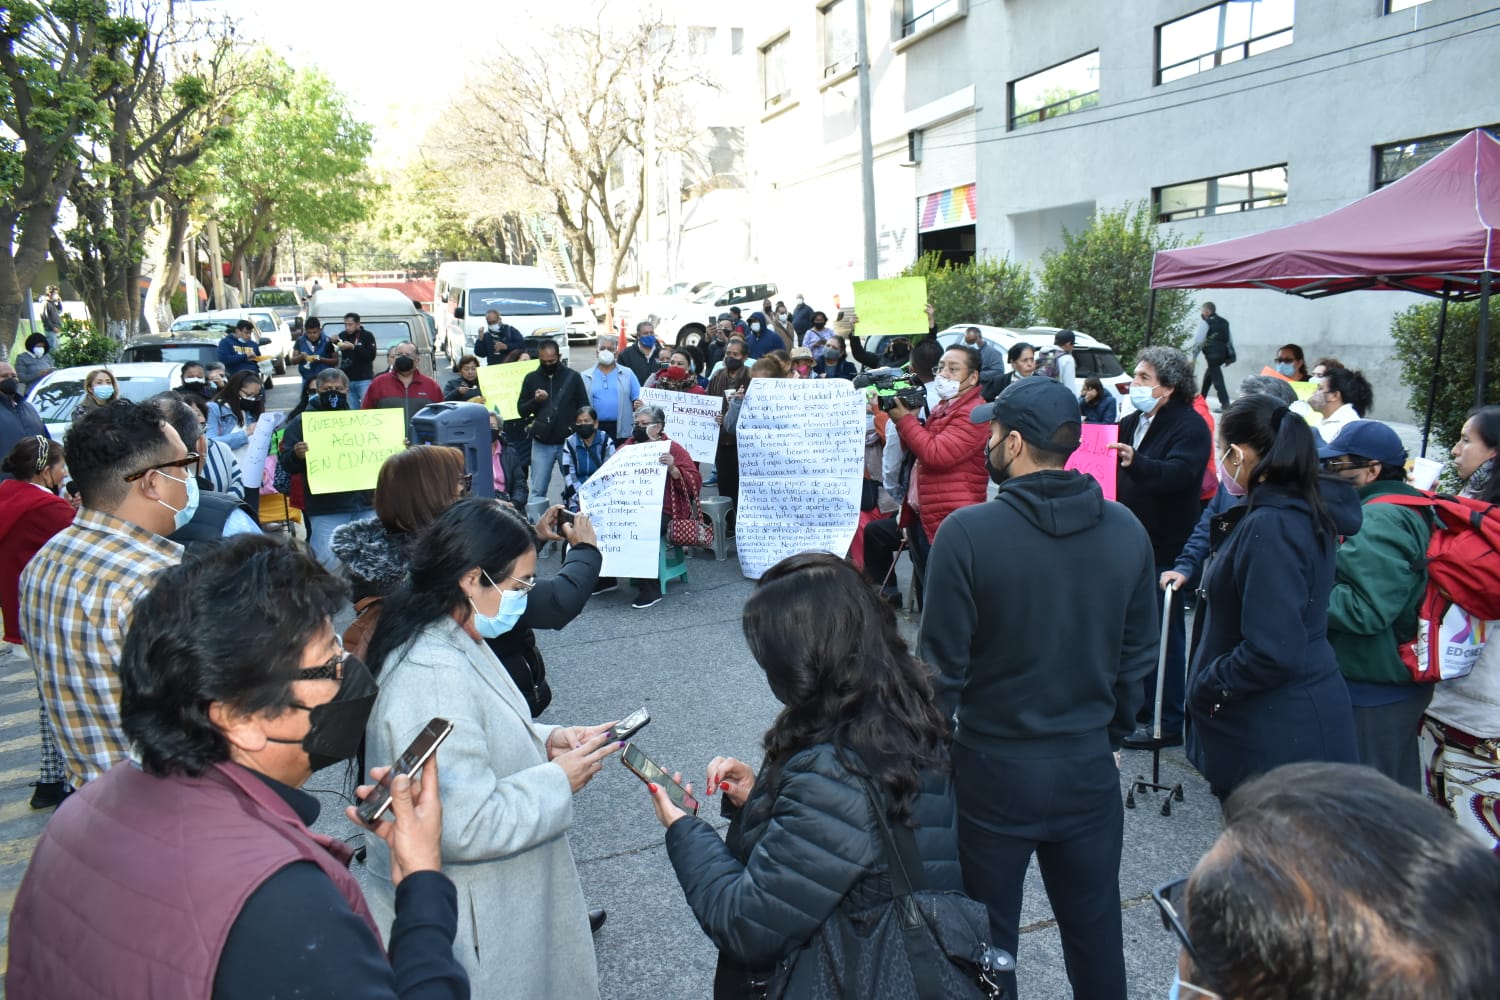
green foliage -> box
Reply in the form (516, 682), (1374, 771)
(52, 315), (117, 368)
(1390, 299), (1500, 449)
(1036, 200), (1199, 366)
(899, 253), (1034, 330)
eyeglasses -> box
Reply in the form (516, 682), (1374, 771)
(123, 453), (201, 482)
(483, 569), (534, 593)
(292, 635), (349, 689)
(1152, 877), (1201, 968)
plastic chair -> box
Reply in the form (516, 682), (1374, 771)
(698, 496), (732, 561)
(658, 538), (689, 595)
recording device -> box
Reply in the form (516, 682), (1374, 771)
(607, 707), (650, 743)
(621, 744), (698, 815)
(853, 367), (926, 413)
(355, 718), (454, 824)
(558, 509), (576, 527)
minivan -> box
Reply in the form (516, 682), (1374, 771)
(306, 288), (436, 377)
(433, 262), (571, 368)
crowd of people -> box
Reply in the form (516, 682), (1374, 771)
(2, 288), (1499, 1000)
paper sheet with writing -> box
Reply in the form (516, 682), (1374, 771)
(735, 379), (864, 579)
(640, 388), (721, 463)
(851, 276), (928, 336)
(476, 360), (538, 421)
(237, 410), (285, 493)
(577, 441), (670, 578)
(1065, 423), (1119, 500)
(302, 410), (407, 494)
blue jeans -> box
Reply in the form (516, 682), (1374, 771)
(307, 510), (362, 571)
(1140, 563), (1187, 734)
(347, 379), (371, 409)
(529, 440), (562, 504)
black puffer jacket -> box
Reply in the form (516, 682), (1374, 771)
(486, 542), (601, 717)
(663, 743), (961, 997)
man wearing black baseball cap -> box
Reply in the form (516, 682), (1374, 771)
(1319, 420), (1433, 791)
(919, 377), (1158, 1000)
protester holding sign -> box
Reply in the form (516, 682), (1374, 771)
(278, 370), (375, 570)
(619, 406), (701, 609)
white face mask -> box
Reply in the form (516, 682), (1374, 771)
(31, 345), (45, 357)
(750, 323), (761, 332)
(597, 350), (616, 366)
(933, 375), (961, 400)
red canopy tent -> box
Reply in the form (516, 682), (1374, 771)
(1148, 129), (1498, 451)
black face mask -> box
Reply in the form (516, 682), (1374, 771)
(985, 439), (1015, 487)
(393, 355), (416, 373)
(541, 360), (560, 374)
(575, 423), (596, 439)
(490, 425), (502, 443)
(318, 390), (344, 410)
(890, 345), (911, 362)
(0, 377), (19, 397)
(265, 654), (379, 772)
(632, 425), (651, 443)
(724, 357), (744, 372)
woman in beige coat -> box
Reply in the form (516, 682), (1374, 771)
(362, 498), (619, 998)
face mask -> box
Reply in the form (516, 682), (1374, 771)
(318, 390), (344, 410)
(795, 365), (812, 376)
(93, 384), (116, 401)
(796, 297), (805, 305)
(1217, 447), (1247, 497)
(487, 322), (501, 332)
(1129, 384), (1159, 415)
(541, 360), (559, 374)
(985, 439), (1014, 487)
(750, 323), (761, 333)
(182, 377), (204, 386)
(155, 470), (200, 531)
(724, 356), (744, 371)
(639, 335), (657, 350)
(824, 351), (842, 364)
(776, 311), (787, 319)
(31, 345), (45, 358)
(812, 322), (826, 331)
(240, 394), (261, 405)
(933, 375), (961, 400)
(468, 571), (528, 638)
(0, 377), (19, 397)
(575, 423), (596, 438)
(393, 355), (415, 373)
(632, 425), (651, 443)
(267, 654), (379, 772)
(1274, 361), (1296, 377)
(490, 425), (501, 443)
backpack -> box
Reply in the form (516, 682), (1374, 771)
(342, 597), (384, 662)
(1035, 347), (1062, 381)
(1369, 492), (1500, 682)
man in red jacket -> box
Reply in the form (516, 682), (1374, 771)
(361, 341), (443, 435)
(888, 344), (990, 580)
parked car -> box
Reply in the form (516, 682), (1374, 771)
(613, 280), (715, 337)
(558, 281), (607, 324)
(931, 324), (1131, 415)
(122, 331), (276, 385)
(26, 362), (185, 439)
(652, 280), (780, 347)
(556, 288), (598, 347)
(306, 287), (437, 377)
(250, 286), (305, 325)
(169, 309), (290, 375)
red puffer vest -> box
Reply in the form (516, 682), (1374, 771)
(6, 760), (381, 999)
(897, 387), (991, 541)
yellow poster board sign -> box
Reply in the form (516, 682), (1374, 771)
(303, 409), (407, 494)
(476, 360), (538, 421)
(1289, 379), (1319, 402)
(852, 276), (929, 337)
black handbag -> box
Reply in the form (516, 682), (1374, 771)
(761, 776), (1014, 1000)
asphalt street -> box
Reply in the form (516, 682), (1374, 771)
(0, 377), (1226, 998)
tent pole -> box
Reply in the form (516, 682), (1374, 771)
(1478, 270), (1493, 409)
(1144, 288), (1158, 349)
(1422, 291), (1450, 457)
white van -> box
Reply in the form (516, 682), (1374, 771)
(433, 262), (571, 368)
(306, 288), (436, 377)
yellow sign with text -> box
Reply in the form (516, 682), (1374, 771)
(476, 360), (538, 421)
(303, 409), (407, 494)
(852, 277), (929, 337)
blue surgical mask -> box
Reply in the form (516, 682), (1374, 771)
(93, 384), (116, 401)
(469, 569), (528, 638)
(639, 335), (656, 349)
(1129, 384), (1160, 415)
(1274, 361), (1296, 377)
(156, 470), (200, 531)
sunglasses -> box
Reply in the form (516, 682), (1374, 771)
(1152, 877), (1201, 968)
(123, 452), (201, 483)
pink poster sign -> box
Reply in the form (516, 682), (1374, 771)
(1065, 423), (1119, 500)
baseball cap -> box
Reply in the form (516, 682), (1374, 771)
(1317, 420), (1406, 467)
(1053, 329), (1076, 346)
(789, 346), (814, 361)
(970, 377), (1081, 454)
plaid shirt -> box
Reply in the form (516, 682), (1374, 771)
(20, 508), (182, 786)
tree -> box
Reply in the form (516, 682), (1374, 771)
(1390, 299), (1499, 449)
(1036, 200), (1200, 365)
(900, 252), (1034, 330)
(0, 0), (145, 352)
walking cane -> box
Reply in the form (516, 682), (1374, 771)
(1126, 582), (1186, 815)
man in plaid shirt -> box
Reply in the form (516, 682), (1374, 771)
(21, 401), (189, 787)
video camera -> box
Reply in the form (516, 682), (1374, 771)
(854, 366), (926, 413)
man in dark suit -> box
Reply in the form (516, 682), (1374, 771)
(1109, 346), (1212, 750)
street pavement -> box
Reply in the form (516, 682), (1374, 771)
(0, 382), (1225, 997)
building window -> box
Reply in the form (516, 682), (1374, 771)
(1155, 165), (1288, 222)
(903, 0), (961, 39)
(761, 33), (791, 110)
(820, 0), (857, 79)
(1010, 51), (1100, 130)
(1375, 126), (1500, 188)
(1157, 0), (1294, 85)
(1386, 0), (1434, 11)
(731, 28), (744, 55)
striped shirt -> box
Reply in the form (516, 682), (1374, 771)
(203, 438), (245, 499)
(20, 508), (182, 786)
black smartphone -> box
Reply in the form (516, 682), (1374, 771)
(558, 509), (577, 527)
(621, 743), (698, 815)
(607, 707), (650, 743)
(356, 718), (454, 824)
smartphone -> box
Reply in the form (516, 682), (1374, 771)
(607, 707), (650, 743)
(621, 743), (698, 815)
(356, 718), (454, 824)
(558, 509), (577, 527)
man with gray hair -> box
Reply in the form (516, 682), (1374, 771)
(580, 334), (642, 444)
(1110, 346), (1212, 751)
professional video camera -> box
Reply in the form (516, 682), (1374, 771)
(853, 366), (926, 413)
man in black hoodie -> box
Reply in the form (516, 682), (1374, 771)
(919, 377), (1158, 1000)
(517, 341), (589, 505)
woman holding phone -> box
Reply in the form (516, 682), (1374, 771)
(640, 552), (962, 999)
(362, 497), (619, 1000)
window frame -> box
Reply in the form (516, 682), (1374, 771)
(1373, 125), (1500, 189)
(1385, 0), (1434, 12)
(1154, 164), (1289, 223)
(1155, 0), (1295, 86)
(901, 0), (962, 39)
(760, 32), (793, 111)
(819, 0), (857, 81)
(1008, 50), (1101, 131)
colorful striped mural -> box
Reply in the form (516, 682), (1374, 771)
(918, 183), (977, 233)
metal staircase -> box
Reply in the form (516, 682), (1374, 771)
(527, 217), (578, 285)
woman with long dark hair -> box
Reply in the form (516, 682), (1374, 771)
(207, 371), (264, 450)
(1185, 393), (1362, 798)
(362, 498), (618, 999)
(643, 552), (961, 999)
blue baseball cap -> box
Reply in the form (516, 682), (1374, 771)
(1317, 420), (1406, 468)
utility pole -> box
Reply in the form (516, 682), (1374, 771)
(854, 0), (878, 280)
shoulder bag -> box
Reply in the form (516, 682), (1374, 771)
(667, 478), (715, 549)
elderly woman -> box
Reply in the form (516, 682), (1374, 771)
(620, 404), (702, 610)
(362, 498), (618, 999)
(71, 368), (119, 423)
(5, 536), (467, 998)
(445, 355), (484, 403)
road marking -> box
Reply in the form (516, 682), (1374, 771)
(0, 733), (38, 756)
(0, 686), (37, 707)
(0, 798), (38, 825)
(0, 669), (33, 685)
(0, 764), (40, 788)
(0, 708), (35, 731)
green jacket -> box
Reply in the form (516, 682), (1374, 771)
(1328, 480), (1430, 686)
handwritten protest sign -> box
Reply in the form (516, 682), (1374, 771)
(851, 276), (928, 337)
(640, 388), (721, 463)
(303, 410), (407, 494)
(1065, 423), (1119, 500)
(735, 379), (864, 579)
(237, 410), (284, 493)
(476, 360), (537, 421)
(577, 441), (670, 578)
